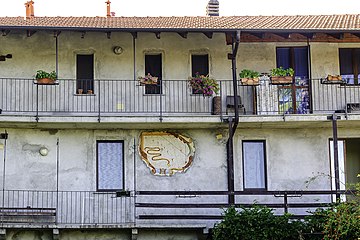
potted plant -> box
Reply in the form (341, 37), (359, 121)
(138, 73), (158, 85)
(239, 69), (260, 85)
(270, 67), (294, 85)
(188, 74), (219, 97)
(35, 70), (57, 84)
(326, 74), (343, 82)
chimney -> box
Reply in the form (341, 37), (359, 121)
(206, 0), (219, 16)
(106, 0), (111, 18)
(25, 1), (34, 19)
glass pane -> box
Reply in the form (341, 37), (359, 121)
(296, 88), (309, 114)
(98, 142), (123, 190)
(278, 88), (293, 114)
(243, 142), (265, 189)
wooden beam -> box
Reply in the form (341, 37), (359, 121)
(351, 33), (360, 38)
(26, 30), (36, 37)
(203, 32), (213, 39)
(177, 32), (188, 39)
(53, 31), (61, 37)
(272, 32), (291, 39)
(297, 32), (315, 39)
(1, 30), (10, 36)
(246, 32), (265, 39)
(327, 33), (344, 40)
(131, 32), (137, 39)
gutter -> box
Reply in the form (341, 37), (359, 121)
(226, 30), (240, 205)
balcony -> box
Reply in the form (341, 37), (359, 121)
(0, 77), (359, 121)
(0, 189), (349, 228)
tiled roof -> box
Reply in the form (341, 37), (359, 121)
(0, 15), (360, 31)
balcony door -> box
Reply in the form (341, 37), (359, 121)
(145, 54), (162, 94)
(276, 47), (309, 114)
(76, 54), (94, 94)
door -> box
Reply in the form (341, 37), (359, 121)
(276, 47), (309, 114)
(76, 54), (94, 93)
(145, 54), (162, 94)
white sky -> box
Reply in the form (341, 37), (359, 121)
(0, 0), (359, 17)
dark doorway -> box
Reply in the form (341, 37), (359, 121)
(76, 54), (94, 94)
(145, 54), (162, 94)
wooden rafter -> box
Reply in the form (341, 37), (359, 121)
(327, 33), (344, 40)
(53, 31), (61, 37)
(177, 32), (188, 39)
(1, 30), (10, 36)
(26, 30), (36, 37)
(154, 32), (161, 39)
(203, 32), (213, 39)
(106, 32), (111, 39)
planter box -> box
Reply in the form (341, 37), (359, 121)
(327, 75), (342, 81)
(270, 76), (293, 85)
(240, 77), (259, 86)
(139, 77), (158, 85)
(36, 78), (56, 84)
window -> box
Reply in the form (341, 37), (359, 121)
(97, 140), (124, 191)
(276, 47), (309, 114)
(76, 54), (94, 94)
(339, 48), (360, 84)
(145, 54), (162, 94)
(191, 54), (209, 94)
(242, 141), (267, 190)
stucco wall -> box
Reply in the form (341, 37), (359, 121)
(0, 127), (335, 192)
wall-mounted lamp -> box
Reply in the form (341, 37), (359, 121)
(0, 54), (12, 61)
(113, 46), (123, 55)
(39, 147), (49, 156)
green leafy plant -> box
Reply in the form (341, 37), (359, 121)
(270, 67), (294, 77)
(303, 173), (360, 240)
(239, 69), (260, 79)
(35, 70), (57, 80)
(188, 73), (219, 97)
(212, 205), (304, 240)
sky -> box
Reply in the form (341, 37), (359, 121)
(0, 0), (359, 17)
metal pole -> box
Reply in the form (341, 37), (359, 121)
(1, 130), (8, 226)
(332, 113), (340, 200)
(56, 138), (59, 224)
(133, 138), (137, 223)
(227, 118), (235, 205)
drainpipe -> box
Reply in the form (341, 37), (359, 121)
(331, 113), (340, 200)
(226, 30), (241, 205)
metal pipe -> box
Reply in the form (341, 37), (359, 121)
(230, 30), (241, 137)
(331, 113), (340, 200)
(226, 30), (240, 205)
(307, 38), (313, 114)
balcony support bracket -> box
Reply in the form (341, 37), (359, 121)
(131, 228), (138, 240)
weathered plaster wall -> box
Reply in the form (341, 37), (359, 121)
(0, 31), (232, 80)
(0, 127), (339, 192)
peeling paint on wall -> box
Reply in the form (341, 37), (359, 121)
(139, 132), (195, 176)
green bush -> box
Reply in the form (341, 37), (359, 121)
(212, 205), (303, 240)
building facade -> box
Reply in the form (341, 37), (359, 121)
(0, 2), (360, 239)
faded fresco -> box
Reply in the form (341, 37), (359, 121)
(139, 132), (195, 176)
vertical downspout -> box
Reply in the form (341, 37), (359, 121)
(227, 30), (241, 205)
(331, 113), (340, 200)
(307, 38), (313, 113)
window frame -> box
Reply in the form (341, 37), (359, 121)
(96, 140), (125, 192)
(339, 48), (360, 85)
(242, 140), (267, 191)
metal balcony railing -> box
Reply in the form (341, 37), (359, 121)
(0, 78), (359, 118)
(0, 189), (352, 227)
